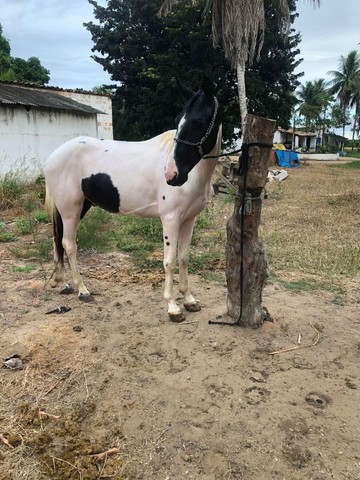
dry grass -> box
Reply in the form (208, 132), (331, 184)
(260, 162), (360, 293)
(0, 333), (127, 480)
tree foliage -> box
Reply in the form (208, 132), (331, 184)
(327, 50), (360, 138)
(296, 78), (332, 130)
(0, 24), (50, 84)
(86, 0), (302, 142)
(245, 0), (301, 128)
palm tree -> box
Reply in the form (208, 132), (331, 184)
(349, 75), (360, 150)
(159, 0), (320, 134)
(327, 50), (360, 139)
(297, 78), (332, 135)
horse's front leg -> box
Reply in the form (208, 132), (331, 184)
(162, 217), (185, 322)
(178, 217), (201, 312)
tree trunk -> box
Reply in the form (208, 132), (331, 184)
(236, 61), (247, 134)
(351, 109), (358, 152)
(226, 114), (276, 328)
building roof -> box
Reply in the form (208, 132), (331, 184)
(0, 82), (103, 114)
(323, 132), (347, 143)
(278, 127), (317, 137)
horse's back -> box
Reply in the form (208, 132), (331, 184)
(44, 133), (176, 215)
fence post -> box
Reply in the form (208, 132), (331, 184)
(226, 114), (276, 327)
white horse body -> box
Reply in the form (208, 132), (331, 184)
(46, 132), (215, 218)
(45, 128), (221, 322)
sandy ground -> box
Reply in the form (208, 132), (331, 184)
(0, 241), (359, 479)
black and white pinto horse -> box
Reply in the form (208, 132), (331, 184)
(44, 77), (222, 322)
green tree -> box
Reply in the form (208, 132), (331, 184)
(0, 24), (15, 80)
(349, 70), (360, 148)
(327, 50), (360, 138)
(0, 23), (50, 84)
(86, 0), (302, 142)
(86, 0), (237, 141)
(330, 103), (351, 131)
(160, 0), (320, 133)
(11, 56), (50, 84)
(245, 0), (302, 128)
(297, 78), (332, 131)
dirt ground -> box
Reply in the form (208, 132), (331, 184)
(1, 193), (360, 479)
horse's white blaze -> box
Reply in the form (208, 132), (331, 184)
(164, 114), (186, 182)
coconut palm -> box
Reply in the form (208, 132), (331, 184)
(327, 50), (360, 138)
(159, 0), (320, 133)
(349, 75), (360, 149)
(297, 78), (332, 133)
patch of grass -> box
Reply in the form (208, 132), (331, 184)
(261, 162), (360, 283)
(189, 252), (224, 274)
(1, 175), (26, 198)
(192, 210), (214, 245)
(0, 176), (45, 212)
(15, 217), (32, 235)
(112, 216), (163, 270)
(201, 271), (225, 285)
(0, 221), (16, 242)
(119, 216), (163, 239)
(77, 207), (114, 251)
(36, 238), (53, 261)
(0, 231), (16, 242)
(10, 237), (53, 261)
(32, 210), (48, 223)
(268, 182), (284, 200)
(11, 265), (36, 273)
(277, 278), (342, 294)
(331, 160), (360, 169)
(221, 188), (237, 204)
(331, 294), (347, 306)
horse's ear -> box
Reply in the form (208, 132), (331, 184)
(176, 77), (194, 101)
(201, 76), (215, 97)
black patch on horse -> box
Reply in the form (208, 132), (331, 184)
(81, 173), (120, 213)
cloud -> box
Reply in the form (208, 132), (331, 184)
(0, 0), (111, 89)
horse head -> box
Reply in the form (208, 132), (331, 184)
(165, 76), (222, 187)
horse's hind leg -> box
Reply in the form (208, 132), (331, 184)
(61, 214), (93, 302)
(53, 244), (74, 294)
(178, 217), (201, 312)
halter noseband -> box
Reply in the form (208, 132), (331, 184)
(174, 97), (219, 158)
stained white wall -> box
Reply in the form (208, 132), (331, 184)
(0, 105), (98, 180)
(47, 90), (113, 140)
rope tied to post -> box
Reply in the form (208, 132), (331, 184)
(209, 141), (273, 327)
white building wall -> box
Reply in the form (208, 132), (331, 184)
(0, 105), (98, 180)
(52, 90), (113, 140)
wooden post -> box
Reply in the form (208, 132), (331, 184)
(226, 114), (276, 327)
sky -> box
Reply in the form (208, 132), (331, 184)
(0, 0), (359, 91)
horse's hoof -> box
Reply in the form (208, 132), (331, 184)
(60, 285), (75, 295)
(184, 302), (201, 312)
(79, 293), (94, 303)
(168, 312), (186, 323)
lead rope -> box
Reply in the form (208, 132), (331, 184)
(209, 141), (273, 327)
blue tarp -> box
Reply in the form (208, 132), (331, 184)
(274, 150), (299, 168)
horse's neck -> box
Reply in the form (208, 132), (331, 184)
(196, 125), (222, 185)
(196, 157), (217, 186)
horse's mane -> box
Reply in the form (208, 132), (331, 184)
(158, 130), (176, 156)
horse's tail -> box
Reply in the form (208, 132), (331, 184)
(45, 185), (64, 267)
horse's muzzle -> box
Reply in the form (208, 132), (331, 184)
(166, 173), (188, 187)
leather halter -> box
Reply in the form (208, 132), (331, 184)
(174, 97), (219, 158)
